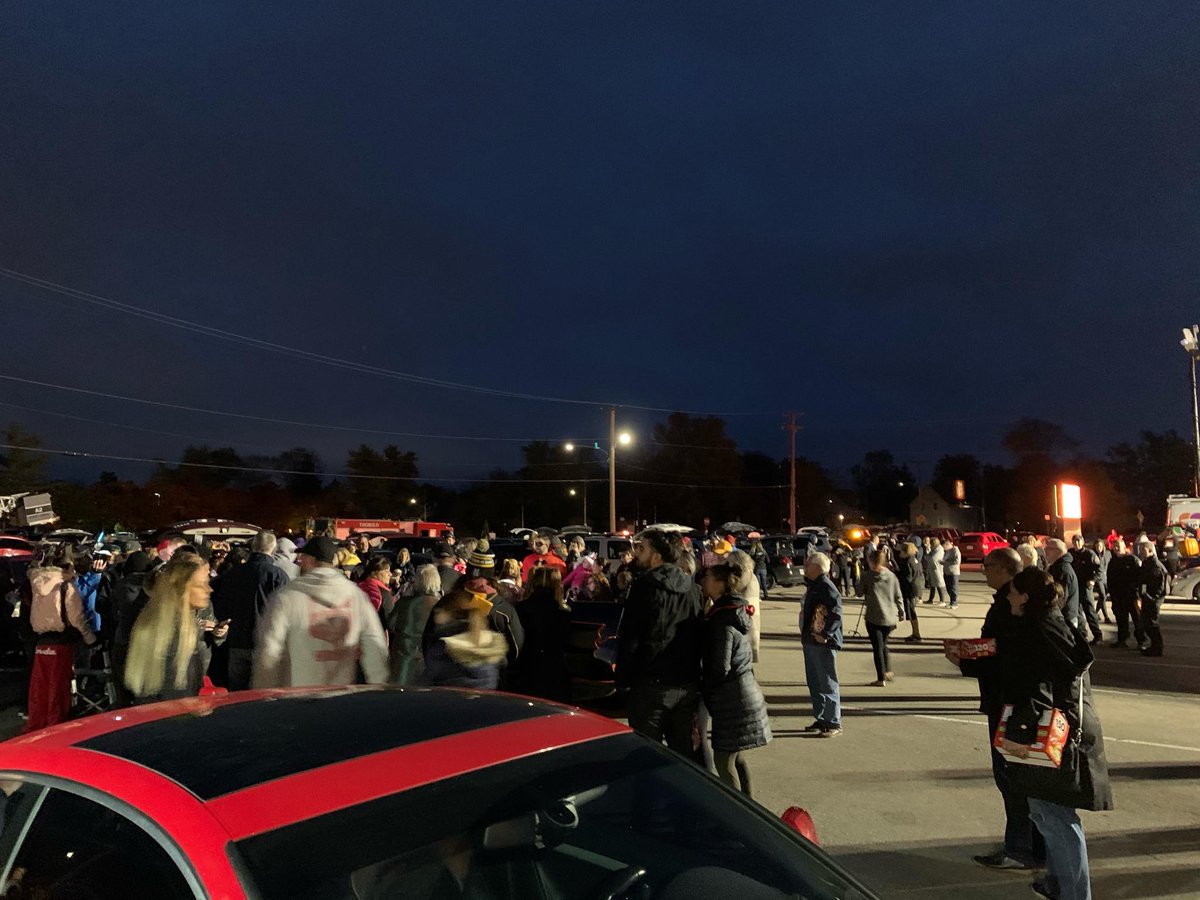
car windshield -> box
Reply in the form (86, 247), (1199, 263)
(235, 734), (871, 900)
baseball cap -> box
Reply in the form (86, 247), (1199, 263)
(298, 535), (339, 564)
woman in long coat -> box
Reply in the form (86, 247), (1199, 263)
(999, 567), (1113, 900)
(700, 558), (771, 798)
(924, 538), (948, 605)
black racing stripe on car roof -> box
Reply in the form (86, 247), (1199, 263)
(76, 688), (564, 800)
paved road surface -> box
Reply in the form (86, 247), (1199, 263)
(748, 569), (1200, 899)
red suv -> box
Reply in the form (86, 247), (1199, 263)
(958, 531), (1009, 562)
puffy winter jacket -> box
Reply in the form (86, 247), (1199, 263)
(616, 563), (704, 689)
(702, 595), (771, 752)
(28, 567), (96, 646)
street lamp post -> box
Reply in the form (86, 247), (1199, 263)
(565, 408), (632, 534)
(569, 487), (587, 526)
(1182, 326), (1200, 496)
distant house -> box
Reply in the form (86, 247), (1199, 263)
(909, 486), (980, 531)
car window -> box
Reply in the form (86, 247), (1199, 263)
(2, 786), (196, 899)
(606, 540), (630, 559)
(237, 734), (872, 900)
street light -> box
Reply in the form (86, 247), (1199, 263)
(1182, 326), (1200, 496)
(569, 486), (587, 525)
(565, 408), (633, 533)
(409, 496), (427, 519)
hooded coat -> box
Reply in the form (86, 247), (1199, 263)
(998, 610), (1114, 812)
(28, 567), (96, 646)
(860, 567), (904, 627)
(616, 563), (704, 689)
(703, 594), (771, 752)
(253, 567), (388, 688)
(1048, 553), (1081, 627)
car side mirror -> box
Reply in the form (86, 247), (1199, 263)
(780, 806), (819, 844)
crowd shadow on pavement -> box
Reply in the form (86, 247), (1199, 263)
(834, 825), (1200, 899)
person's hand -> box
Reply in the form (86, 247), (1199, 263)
(812, 632), (827, 645)
(91, 558), (108, 573)
(213, 620), (230, 640)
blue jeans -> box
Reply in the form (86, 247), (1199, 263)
(802, 643), (840, 727)
(1028, 798), (1090, 900)
(945, 573), (959, 607)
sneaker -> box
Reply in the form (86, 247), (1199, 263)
(1030, 881), (1057, 898)
(802, 721), (825, 733)
(938, 601), (949, 607)
(973, 851), (1036, 871)
(949, 603), (958, 609)
(885, 671), (895, 681)
(1141, 647), (1164, 657)
(868, 679), (886, 687)
(819, 725), (843, 738)
(903, 635), (922, 643)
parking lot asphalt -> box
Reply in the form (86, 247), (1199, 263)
(748, 568), (1200, 899)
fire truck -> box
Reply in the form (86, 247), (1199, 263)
(1164, 495), (1200, 556)
(306, 518), (451, 541)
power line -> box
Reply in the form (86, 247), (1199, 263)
(0, 374), (599, 445)
(0, 442), (790, 490)
(0, 265), (768, 416)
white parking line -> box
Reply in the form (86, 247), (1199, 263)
(838, 705), (1200, 754)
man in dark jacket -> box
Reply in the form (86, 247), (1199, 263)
(1068, 536), (1103, 644)
(616, 529), (704, 756)
(799, 552), (843, 737)
(212, 531), (288, 690)
(1044, 540), (1082, 635)
(1137, 541), (1169, 657)
(1106, 540), (1144, 648)
(951, 547), (1046, 871)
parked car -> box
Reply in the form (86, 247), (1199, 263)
(1169, 564), (1200, 600)
(735, 534), (805, 589)
(0, 687), (879, 899)
(957, 531), (1009, 563)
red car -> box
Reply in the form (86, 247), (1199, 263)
(0, 687), (878, 899)
(957, 531), (1009, 563)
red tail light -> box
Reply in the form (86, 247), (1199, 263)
(781, 556), (792, 567)
(781, 806), (819, 844)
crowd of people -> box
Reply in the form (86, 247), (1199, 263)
(11, 524), (776, 796)
(12, 520), (1175, 897)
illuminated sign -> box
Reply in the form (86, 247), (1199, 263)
(954, 479), (966, 501)
(1059, 484), (1082, 519)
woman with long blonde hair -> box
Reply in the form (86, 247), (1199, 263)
(124, 554), (227, 703)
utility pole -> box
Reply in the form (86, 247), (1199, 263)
(784, 412), (802, 534)
(608, 406), (617, 534)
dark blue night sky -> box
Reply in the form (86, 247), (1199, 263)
(2, 3), (1199, 485)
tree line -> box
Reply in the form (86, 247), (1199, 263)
(0, 416), (1191, 536)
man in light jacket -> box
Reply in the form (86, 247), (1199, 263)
(941, 538), (962, 609)
(253, 536), (388, 689)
